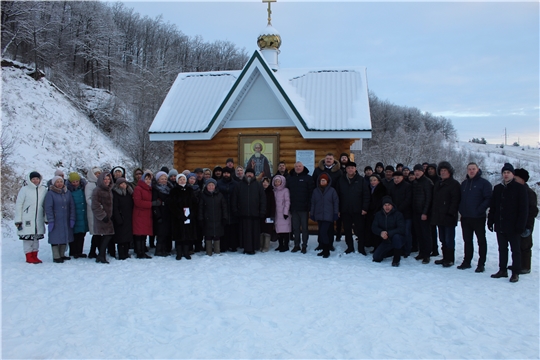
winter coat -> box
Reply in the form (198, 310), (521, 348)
(198, 187), (228, 237)
(431, 177), (461, 227)
(14, 173), (47, 238)
(91, 173), (114, 236)
(261, 185), (276, 234)
(112, 185), (134, 244)
(372, 206), (405, 240)
(67, 179), (89, 234)
(525, 184), (538, 231)
(152, 182), (173, 237)
(85, 169), (98, 235)
(310, 175), (339, 222)
(312, 159), (342, 189)
(217, 177), (239, 225)
(336, 172), (370, 214)
(458, 170), (492, 219)
(388, 181), (413, 220)
(232, 177), (266, 219)
(132, 179), (153, 236)
(488, 179), (528, 234)
(412, 175), (433, 215)
(368, 183), (388, 215)
(44, 184), (75, 245)
(273, 175), (291, 233)
(287, 166), (314, 212)
(169, 185), (198, 242)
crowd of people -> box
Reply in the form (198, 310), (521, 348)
(14, 153), (538, 283)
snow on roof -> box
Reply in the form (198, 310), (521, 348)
(149, 51), (371, 139)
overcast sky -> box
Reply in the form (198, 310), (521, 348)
(123, 1), (539, 146)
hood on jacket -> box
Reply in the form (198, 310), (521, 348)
(317, 159), (340, 173)
(66, 177), (87, 192)
(317, 173), (332, 188)
(272, 174), (287, 190)
(97, 172), (113, 191)
(437, 161), (454, 177)
(87, 167), (101, 183)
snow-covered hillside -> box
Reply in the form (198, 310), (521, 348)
(1, 61), (132, 181)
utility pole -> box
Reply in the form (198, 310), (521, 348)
(504, 128), (507, 146)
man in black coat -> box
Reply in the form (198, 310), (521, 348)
(513, 168), (538, 275)
(287, 162), (314, 254)
(382, 165), (395, 191)
(457, 162), (492, 272)
(371, 196), (405, 266)
(232, 168), (266, 254)
(388, 171), (413, 257)
(488, 163), (528, 283)
(431, 161), (461, 267)
(412, 164), (434, 264)
(312, 153), (342, 248)
(217, 167), (239, 252)
(336, 161), (370, 255)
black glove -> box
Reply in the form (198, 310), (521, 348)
(284, 215), (289, 220)
(102, 216), (109, 223)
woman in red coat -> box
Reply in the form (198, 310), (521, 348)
(132, 171), (153, 259)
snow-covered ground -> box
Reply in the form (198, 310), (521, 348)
(2, 221), (539, 359)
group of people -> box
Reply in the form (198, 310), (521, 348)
(14, 153), (537, 283)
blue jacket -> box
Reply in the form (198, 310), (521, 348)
(310, 175), (339, 222)
(372, 206), (405, 240)
(67, 179), (89, 234)
(45, 185), (76, 245)
(458, 170), (492, 218)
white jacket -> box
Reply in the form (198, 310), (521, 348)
(85, 168), (98, 235)
(14, 175), (47, 237)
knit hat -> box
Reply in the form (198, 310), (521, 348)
(369, 174), (382, 182)
(182, 170), (191, 175)
(402, 166), (410, 171)
(396, 163), (404, 169)
(112, 167), (124, 175)
(375, 162), (384, 169)
(345, 161), (357, 168)
(160, 166), (170, 173)
(54, 169), (65, 177)
(187, 173), (197, 180)
(51, 176), (64, 187)
(68, 172), (81, 182)
(213, 166), (223, 173)
(177, 174), (187, 183)
(156, 171), (168, 180)
(226, 158), (234, 165)
(168, 169), (179, 177)
(92, 167), (103, 175)
(205, 178), (217, 186)
(194, 168), (204, 173)
(222, 167), (233, 174)
(116, 177), (127, 186)
(385, 165), (395, 172)
(501, 163), (514, 174)
(413, 164), (424, 172)
(364, 166), (373, 172)
(319, 173), (330, 182)
(514, 168), (530, 182)
(427, 163), (437, 170)
(245, 168), (255, 175)
(381, 196), (394, 206)
(142, 171), (153, 180)
(393, 171), (403, 177)
(29, 171), (41, 180)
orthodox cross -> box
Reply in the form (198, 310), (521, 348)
(263, 0), (276, 26)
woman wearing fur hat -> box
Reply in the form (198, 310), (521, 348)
(273, 175), (292, 252)
(112, 177), (134, 260)
(66, 172), (89, 258)
(198, 178), (228, 256)
(152, 171), (174, 256)
(14, 171), (47, 263)
(169, 174), (198, 259)
(85, 166), (102, 258)
(91, 172), (115, 264)
(132, 172), (153, 259)
(310, 173), (339, 258)
(45, 175), (76, 263)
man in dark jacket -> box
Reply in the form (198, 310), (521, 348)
(287, 162), (314, 254)
(312, 153), (342, 248)
(232, 168), (266, 255)
(274, 161), (290, 179)
(339, 153), (350, 174)
(388, 171), (413, 257)
(412, 164), (434, 264)
(457, 162), (492, 272)
(217, 167), (239, 252)
(336, 161), (370, 255)
(431, 161), (461, 267)
(371, 196), (405, 266)
(513, 168), (538, 274)
(488, 163), (528, 283)
(382, 165), (395, 191)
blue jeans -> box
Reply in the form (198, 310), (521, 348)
(373, 234), (404, 262)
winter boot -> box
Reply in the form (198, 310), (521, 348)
(443, 249), (454, 267)
(291, 244), (301, 253)
(59, 244), (70, 260)
(259, 234), (265, 250)
(154, 240), (167, 257)
(301, 245), (307, 254)
(457, 261), (472, 270)
(88, 235), (99, 259)
(490, 269), (508, 278)
(509, 273), (519, 283)
(136, 240), (152, 259)
(314, 243), (323, 251)
(205, 240), (213, 256)
(51, 245), (63, 263)
(392, 248), (401, 267)
(214, 240), (221, 255)
(345, 239), (354, 254)
(183, 245), (192, 260)
(434, 249), (445, 265)
(322, 244), (330, 258)
(474, 264), (485, 273)
(32, 251), (42, 264)
(25, 252), (35, 264)
(262, 234), (270, 253)
(279, 235), (289, 252)
(521, 251), (531, 274)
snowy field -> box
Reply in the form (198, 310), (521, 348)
(2, 221), (539, 359)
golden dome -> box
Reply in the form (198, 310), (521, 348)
(257, 25), (281, 50)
